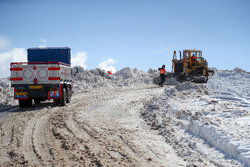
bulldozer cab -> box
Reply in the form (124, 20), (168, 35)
(183, 49), (202, 60)
(182, 49), (207, 68)
(172, 49), (203, 72)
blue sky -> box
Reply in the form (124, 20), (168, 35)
(0, 0), (250, 77)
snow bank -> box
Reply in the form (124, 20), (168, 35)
(0, 77), (17, 109)
(207, 68), (250, 100)
(143, 69), (250, 166)
(73, 67), (158, 93)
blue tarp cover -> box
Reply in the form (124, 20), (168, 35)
(27, 47), (71, 65)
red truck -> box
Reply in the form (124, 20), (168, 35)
(10, 47), (73, 107)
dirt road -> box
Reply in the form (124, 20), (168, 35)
(0, 86), (186, 167)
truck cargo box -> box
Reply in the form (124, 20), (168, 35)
(28, 47), (71, 65)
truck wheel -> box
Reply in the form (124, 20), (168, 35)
(53, 99), (60, 106)
(66, 97), (70, 103)
(19, 99), (27, 108)
(60, 88), (66, 106)
(34, 99), (41, 104)
(27, 99), (32, 107)
(66, 89), (71, 103)
(204, 76), (208, 83)
(19, 99), (32, 108)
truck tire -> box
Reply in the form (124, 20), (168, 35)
(34, 99), (41, 104)
(66, 89), (71, 103)
(19, 99), (32, 108)
(53, 99), (60, 106)
(60, 88), (66, 106)
(204, 76), (208, 83)
(27, 99), (32, 107)
(19, 99), (27, 108)
(66, 97), (70, 103)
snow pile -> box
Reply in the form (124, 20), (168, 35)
(164, 76), (179, 85)
(0, 77), (17, 109)
(73, 67), (158, 93)
(153, 73), (180, 85)
(231, 67), (250, 74)
(72, 66), (116, 92)
(207, 68), (250, 100)
(114, 67), (157, 86)
(142, 70), (250, 166)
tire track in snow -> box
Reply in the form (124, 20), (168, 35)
(22, 110), (47, 166)
(70, 112), (137, 166)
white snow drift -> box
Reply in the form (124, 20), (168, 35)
(143, 68), (250, 166)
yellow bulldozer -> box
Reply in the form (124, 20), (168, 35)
(170, 49), (214, 83)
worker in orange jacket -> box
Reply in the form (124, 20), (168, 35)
(191, 54), (196, 67)
(158, 65), (166, 87)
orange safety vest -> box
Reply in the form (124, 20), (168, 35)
(191, 56), (196, 66)
(158, 68), (166, 75)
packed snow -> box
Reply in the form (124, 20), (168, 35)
(142, 68), (250, 166)
(0, 77), (17, 109)
(72, 66), (158, 92)
(0, 66), (249, 166)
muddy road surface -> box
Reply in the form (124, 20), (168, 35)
(0, 86), (186, 167)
